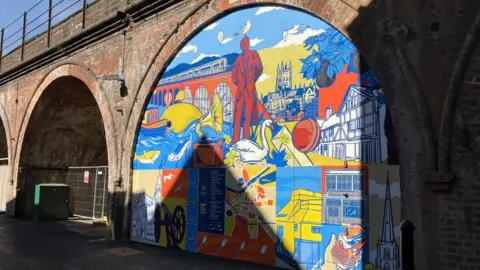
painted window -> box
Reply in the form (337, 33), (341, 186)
(327, 207), (339, 217)
(277, 225), (284, 243)
(326, 175), (336, 191)
(311, 226), (321, 234)
(194, 85), (210, 114)
(214, 82), (234, 122)
(325, 172), (364, 192)
(294, 224), (298, 232)
(384, 248), (391, 259)
(343, 200), (363, 219)
(353, 175), (362, 191)
(184, 86), (193, 104)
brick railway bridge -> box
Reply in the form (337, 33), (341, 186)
(0, 0), (479, 269)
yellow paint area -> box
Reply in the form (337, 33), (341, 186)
(307, 153), (361, 166)
(132, 170), (160, 198)
(256, 44), (314, 99)
(277, 189), (323, 254)
(160, 103), (203, 134)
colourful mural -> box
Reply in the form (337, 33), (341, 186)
(131, 5), (402, 270)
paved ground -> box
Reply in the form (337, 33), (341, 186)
(0, 216), (278, 270)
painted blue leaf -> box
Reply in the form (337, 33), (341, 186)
(327, 65), (335, 78)
(307, 65), (317, 79)
(305, 35), (319, 45)
(333, 57), (346, 73)
(268, 149), (288, 167)
(301, 63), (309, 74)
(331, 33), (343, 44)
(315, 60), (323, 71)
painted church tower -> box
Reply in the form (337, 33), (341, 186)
(376, 171), (400, 270)
(276, 61), (292, 93)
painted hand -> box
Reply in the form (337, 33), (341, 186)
(321, 234), (338, 270)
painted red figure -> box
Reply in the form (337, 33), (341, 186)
(232, 36), (265, 143)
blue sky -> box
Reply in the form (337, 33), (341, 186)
(276, 167), (322, 214)
(0, 0), (93, 54)
(168, 6), (330, 70)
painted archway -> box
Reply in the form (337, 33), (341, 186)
(130, 6), (401, 270)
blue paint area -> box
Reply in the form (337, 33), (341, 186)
(167, 7), (331, 70)
(268, 149), (288, 167)
(294, 239), (322, 267)
(294, 167), (322, 193)
(133, 118), (233, 170)
(276, 167), (294, 214)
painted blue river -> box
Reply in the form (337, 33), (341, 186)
(133, 114), (234, 170)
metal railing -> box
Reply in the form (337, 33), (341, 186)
(0, 0), (93, 72)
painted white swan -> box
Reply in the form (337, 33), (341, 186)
(231, 119), (273, 163)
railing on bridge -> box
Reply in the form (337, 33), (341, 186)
(0, 0), (92, 72)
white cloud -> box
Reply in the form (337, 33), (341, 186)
(205, 22), (220, 31)
(192, 53), (220, 64)
(250, 38), (264, 47)
(180, 43), (197, 54)
(274, 28), (325, 48)
(255, 7), (284, 15)
(221, 37), (233, 44)
(257, 73), (270, 82)
(369, 180), (401, 199)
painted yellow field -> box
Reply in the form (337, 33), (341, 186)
(256, 44), (314, 99)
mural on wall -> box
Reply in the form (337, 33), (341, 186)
(131, 5), (401, 270)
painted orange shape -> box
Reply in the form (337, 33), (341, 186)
(161, 169), (188, 198)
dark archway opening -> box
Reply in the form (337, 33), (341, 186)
(0, 119), (8, 212)
(0, 120), (7, 163)
(16, 76), (108, 220)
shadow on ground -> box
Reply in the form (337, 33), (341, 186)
(0, 215), (276, 270)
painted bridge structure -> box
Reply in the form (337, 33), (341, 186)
(0, 0), (479, 269)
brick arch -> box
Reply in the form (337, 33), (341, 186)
(123, 3), (431, 267)
(0, 101), (13, 215)
(0, 102), (12, 165)
(10, 63), (118, 215)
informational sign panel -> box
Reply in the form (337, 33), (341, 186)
(198, 168), (225, 234)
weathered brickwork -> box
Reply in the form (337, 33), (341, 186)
(0, 0), (125, 72)
(0, 0), (478, 269)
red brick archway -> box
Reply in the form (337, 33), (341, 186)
(9, 63), (118, 217)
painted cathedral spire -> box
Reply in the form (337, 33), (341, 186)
(376, 170), (400, 270)
(381, 170), (395, 241)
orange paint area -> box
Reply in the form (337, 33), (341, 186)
(161, 169), (188, 199)
(196, 231), (276, 266)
